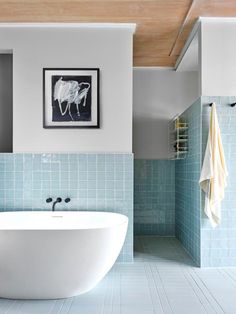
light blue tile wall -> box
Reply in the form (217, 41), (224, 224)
(201, 96), (236, 267)
(0, 153), (133, 262)
(134, 160), (175, 235)
(175, 98), (202, 266)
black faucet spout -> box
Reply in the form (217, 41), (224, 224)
(52, 197), (62, 211)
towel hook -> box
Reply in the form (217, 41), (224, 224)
(209, 103), (236, 107)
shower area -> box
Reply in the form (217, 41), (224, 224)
(134, 96), (236, 267)
(133, 18), (236, 267)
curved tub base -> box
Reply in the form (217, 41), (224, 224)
(0, 211), (128, 299)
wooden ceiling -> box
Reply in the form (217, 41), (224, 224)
(0, 1), (236, 66)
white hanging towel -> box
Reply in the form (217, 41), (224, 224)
(199, 103), (228, 228)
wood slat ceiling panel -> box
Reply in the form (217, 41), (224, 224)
(0, 0), (191, 66)
(172, 0), (236, 57)
(0, 1), (236, 66)
(0, 1), (189, 20)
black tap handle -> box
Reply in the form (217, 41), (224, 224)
(46, 198), (53, 203)
(57, 197), (62, 203)
(65, 198), (71, 203)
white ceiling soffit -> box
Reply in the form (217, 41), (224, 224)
(0, 23), (136, 33)
(175, 17), (236, 72)
(176, 31), (199, 72)
(175, 18), (200, 72)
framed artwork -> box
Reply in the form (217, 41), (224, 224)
(43, 68), (99, 128)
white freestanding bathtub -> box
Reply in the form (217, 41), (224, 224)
(0, 211), (128, 299)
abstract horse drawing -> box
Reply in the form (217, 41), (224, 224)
(53, 77), (90, 120)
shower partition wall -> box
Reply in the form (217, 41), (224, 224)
(175, 96), (236, 267)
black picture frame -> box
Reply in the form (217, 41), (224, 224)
(43, 68), (100, 128)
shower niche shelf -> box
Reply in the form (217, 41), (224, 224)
(168, 115), (188, 160)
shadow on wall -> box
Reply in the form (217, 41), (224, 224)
(133, 117), (169, 159)
(134, 159), (175, 236)
(0, 54), (12, 153)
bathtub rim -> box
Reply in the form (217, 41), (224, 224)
(0, 210), (129, 231)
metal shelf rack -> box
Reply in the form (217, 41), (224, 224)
(168, 115), (188, 160)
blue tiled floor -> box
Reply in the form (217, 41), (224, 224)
(1, 237), (236, 313)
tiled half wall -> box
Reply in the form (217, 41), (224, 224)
(0, 153), (133, 262)
(134, 160), (175, 236)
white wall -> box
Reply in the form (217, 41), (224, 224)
(133, 68), (199, 159)
(201, 19), (236, 96)
(133, 18), (236, 160)
(0, 54), (12, 152)
(0, 24), (134, 153)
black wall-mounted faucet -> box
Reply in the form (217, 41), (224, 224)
(46, 197), (70, 211)
(52, 197), (62, 211)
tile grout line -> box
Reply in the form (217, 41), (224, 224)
(101, 273), (112, 314)
(220, 268), (236, 288)
(192, 268), (226, 314)
(183, 269), (216, 313)
(189, 270), (220, 313)
(144, 262), (164, 313)
(4, 300), (14, 314)
(112, 271), (121, 314)
(66, 298), (74, 314)
(59, 298), (73, 314)
(153, 265), (173, 314)
(49, 300), (62, 314)
(57, 299), (66, 314)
